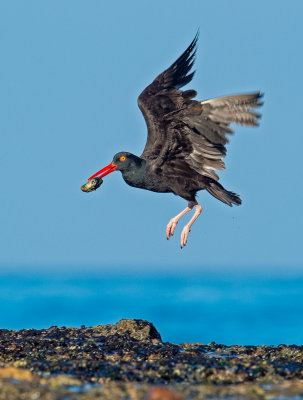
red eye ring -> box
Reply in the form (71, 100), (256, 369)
(120, 156), (126, 162)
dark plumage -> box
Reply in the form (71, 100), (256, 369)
(88, 33), (262, 247)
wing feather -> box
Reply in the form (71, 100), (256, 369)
(161, 92), (263, 180)
(138, 33), (199, 159)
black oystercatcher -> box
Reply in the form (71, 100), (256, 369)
(87, 33), (262, 248)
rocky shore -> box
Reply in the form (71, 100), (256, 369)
(0, 319), (302, 399)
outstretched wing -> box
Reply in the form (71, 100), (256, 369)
(138, 33), (199, 160)
(138, 34), (262, 182)
(160, 92), (263, 181)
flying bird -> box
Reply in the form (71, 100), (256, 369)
(87, 33), (262, 248)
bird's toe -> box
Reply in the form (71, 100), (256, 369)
(180, 225), (191, 248)
(166, 219), (178, 240)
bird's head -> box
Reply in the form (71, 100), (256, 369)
(112, 152), (143, 171)
(87, 152), (142, 180)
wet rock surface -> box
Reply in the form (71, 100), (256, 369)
(0, 319), (302, 399)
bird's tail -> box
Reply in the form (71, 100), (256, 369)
(206, 180), (241, 206)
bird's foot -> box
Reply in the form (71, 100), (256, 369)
(180, 225), (191, 248)
(166, 218), (178, 240)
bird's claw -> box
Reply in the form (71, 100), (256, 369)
(180, 225), (191, 248)
(166, 219), (178, 240)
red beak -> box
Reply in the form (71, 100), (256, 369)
(88, 162), (117, 180)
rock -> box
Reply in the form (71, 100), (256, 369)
(0, 367), (34, 381)
(94, 319), (162, 341)
(144, 386), (184, 400)
(0, 318), (303, 400)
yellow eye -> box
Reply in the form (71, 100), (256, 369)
(120, 156), (126, 162)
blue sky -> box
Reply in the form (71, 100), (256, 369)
(0, 0), (302, 269)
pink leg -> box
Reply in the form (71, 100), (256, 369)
(166, 206), (193, 240)
(180, 204), (203, 248)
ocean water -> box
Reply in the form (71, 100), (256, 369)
(0, 267), (302, 346)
